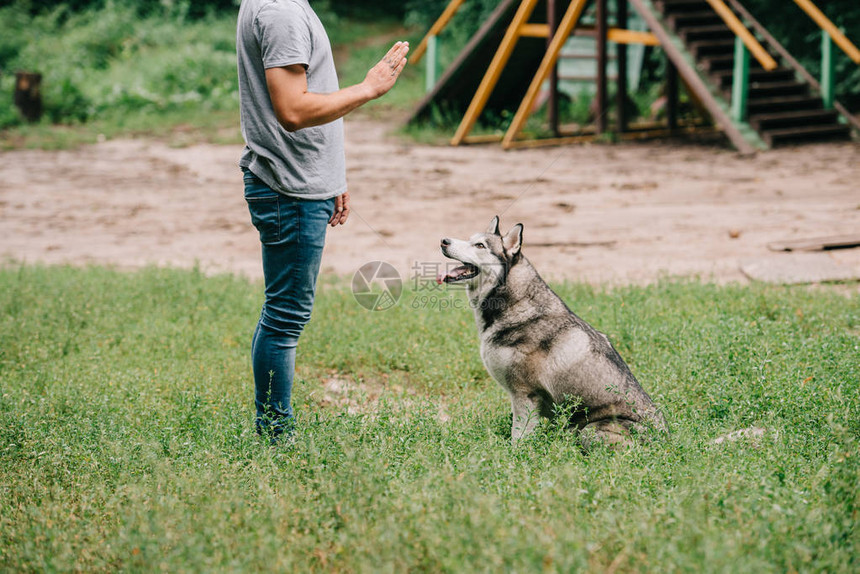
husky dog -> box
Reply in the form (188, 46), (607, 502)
(438, 217), (667, 449)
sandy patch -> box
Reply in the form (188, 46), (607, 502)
(313, 375), (450, 422)
(1, 119), (858, 287)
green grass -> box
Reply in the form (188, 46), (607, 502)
(1, 265), (858, 571)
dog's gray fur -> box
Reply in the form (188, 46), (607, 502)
(440, 217), (668, 448)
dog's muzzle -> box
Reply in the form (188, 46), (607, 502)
(439, 240), (480, 284)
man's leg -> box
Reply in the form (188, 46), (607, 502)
(244, 171), (334, 441)
(251, 319), (299, 438)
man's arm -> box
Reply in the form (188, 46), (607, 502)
(265, 41), (409, 132)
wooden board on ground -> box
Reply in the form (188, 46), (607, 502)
(407, 0), (551, 125)
(740, 253), (860, 284)
(767, 234), (860, 253)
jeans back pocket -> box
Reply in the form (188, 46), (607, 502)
(244, 172), (281, 244)
(246, 195), (280, 245)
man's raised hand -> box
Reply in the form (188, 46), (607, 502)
(363, 41), (409, 100)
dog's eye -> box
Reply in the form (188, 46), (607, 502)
(475, 243), (486, 249)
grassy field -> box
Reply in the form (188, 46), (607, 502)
(0, 265), (857, 572)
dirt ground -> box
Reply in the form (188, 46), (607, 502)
(1, 119), (858, 287)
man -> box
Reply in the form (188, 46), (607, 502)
(236, 0), (409, 442)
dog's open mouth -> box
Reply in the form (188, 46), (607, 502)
(437, 263), (480, 284)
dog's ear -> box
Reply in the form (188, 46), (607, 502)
(503, 223), (523, 257)
(487, 216), (500, 235)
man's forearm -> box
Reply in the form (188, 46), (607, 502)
(269, 72), (375, 132)
(266, 42), (409, 133)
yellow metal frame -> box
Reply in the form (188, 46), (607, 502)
(501, 0), (590, 149)
(793, 0), (860, 64)
(703, 0), (776, 71)
(450, 0), (660, 147)
(411, 0), (467, 65)
(451, 0), (542, 146)
(446, 0), (711, 148)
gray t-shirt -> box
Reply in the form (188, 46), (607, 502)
(237, 0), (346, 199)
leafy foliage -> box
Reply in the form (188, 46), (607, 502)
(0, 0), (240, 19)
(0, 2), (239, 128)
(0, 0), (857, 131)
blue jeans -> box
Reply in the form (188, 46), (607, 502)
(243, 169), (335, 440)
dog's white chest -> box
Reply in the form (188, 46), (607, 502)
(479, 341), (519, 391)
(479, 328), (593, 395)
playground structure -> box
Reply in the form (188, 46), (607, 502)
(407, 0), (860, 152)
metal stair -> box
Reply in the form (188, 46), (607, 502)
(654, 0), (851, 147)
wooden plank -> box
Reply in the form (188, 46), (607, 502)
(577, 27), (659, 45)
(502, 0), (590, 149)
(452, 0), (542, 146)
(741, 254), (860, 284)
(462, 134), (504, 144)
(503, 125), (716, 148)
(607, 28), (660, 46)
(505, 134), (599, 149)
(618, 124), (718, 139)
(519, 23), (550, 38)
(503, 121), (716, 149)
(767, 235), (860, 253)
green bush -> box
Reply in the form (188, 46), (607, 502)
(45, 78), (92, 123)
(0, 2), (239, 125)
(0, 101), (21, 129)
(0, 71), (20, 127)
(0, 0), (241, 20)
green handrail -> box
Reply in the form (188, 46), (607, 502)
(731, 37), (750, 121)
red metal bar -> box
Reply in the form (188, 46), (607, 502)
(596, 0), (608, 134)
(666, 58), (678, 131)
(547, 0), (560, 135)
(616, 0), (629, 133)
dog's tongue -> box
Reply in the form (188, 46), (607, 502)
(437, 265), (473, 284)
(436, 269), (451, 284)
